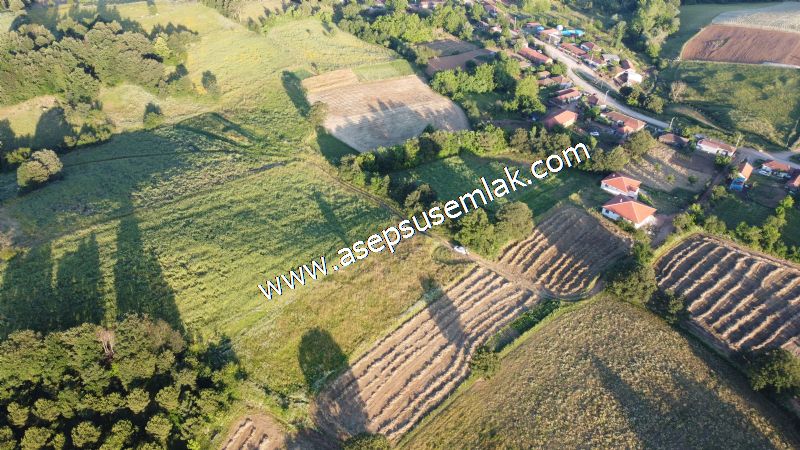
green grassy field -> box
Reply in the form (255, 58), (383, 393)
(662, 62), (800, 149)
(402, 297), (799, 449)
(0, 2), (469, 435)
(661, 2), (781, 59)
(392, 152), (604, 219)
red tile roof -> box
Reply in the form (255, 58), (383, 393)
(788, 174), (800, 188)
(603, 195), (656, 224)
(605, 111), (645, 133)
(518, 47), (552, 65)
(738, 161), (753, 179)
(543, 109), (578, 129)
(560, 43), (586, 56)
(552, 88), (582, 102)
(602, 173), (641, 195)
(763, 160), (792, 172)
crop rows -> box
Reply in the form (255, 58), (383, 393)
(656, 235), (800, 356)
(315, 267), (537, 441)
(498, 207), (631, 296)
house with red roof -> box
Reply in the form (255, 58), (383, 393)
(551, 88), (582, 104)
(580, 42), (601, 53)
(604, 111), (645, 136)
(549, 75), (572, 88)
(759, 160), (792, 178)
(518, 47), (552, 65)
(586, 93), (607, 110)
(601, 195), (657, 229)
(543, 109), (578, 130)
(787, 173), (800, 193)
(601, 173), (641, 198)
(538, 28), (561, 44)
(560, 43), (586, 58)
(730, 161), (753, 191)
(696, 138), (736, 157)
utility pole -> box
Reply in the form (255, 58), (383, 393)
(668, 116), (675, 131)
(603, 89), (609, 104)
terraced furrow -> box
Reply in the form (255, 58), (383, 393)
(656, 235), (800, 358)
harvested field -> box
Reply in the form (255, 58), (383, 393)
(222, 415), (287, 450)
(424, 49), (495, 76)
(682, 24), (800, 67)
(314, 267), (539, 442)
(304, 74), (469, 152)
(624, 144), (714, 192)
(420, 37), (478, 57)
(497, 207), (631, 297)
(403, 298), (800, 449)
(656, 235), (800, 357)
(714, 2), (800, 33)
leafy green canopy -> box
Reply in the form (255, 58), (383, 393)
(0, 316), (238, 450)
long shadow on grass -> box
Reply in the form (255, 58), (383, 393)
(282, 71), (311, 116)
(0, 234), (105, 337)
(114, 213), (184, 332)
(287, 327), (366, 449)
(590, 354), (783, 448)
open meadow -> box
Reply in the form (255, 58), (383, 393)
(0, 1), (474, 440)
(402, 297), (800, 449)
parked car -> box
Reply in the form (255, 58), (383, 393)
(589, 130), (600, 137)
(453, 245), (468, 255)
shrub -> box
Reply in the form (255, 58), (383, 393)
(16, 149), (62, 190)
(469, 345), (499, 379)
(343, 433), (391, 450)
(3, 147), (31, 169)
(747, 349), (800, 394)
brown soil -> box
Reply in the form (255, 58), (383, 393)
(497, 207), (631, 296)
(304, 74), (469, 152)
(424, 48), (495, 75)
(421, 38), (478, 57)
(221, 414), (288, 450)
(624, 144), (714, 193)
(682, 24), (800, 67)
(655, 234), (800, 357)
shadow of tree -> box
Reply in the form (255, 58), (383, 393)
(0, 244), (55, 337)
(32, 106), (75, 150)
(113, 213), (184, 333)
(281, 70), (311, 117)
(55, 233), (105, 328)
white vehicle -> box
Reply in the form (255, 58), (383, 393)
(589, 131), (600, 137)
(453, 245), (468, 255)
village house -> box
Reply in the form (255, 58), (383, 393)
(759, 160), (792, 178)
(536, 70), (551, 79)
(730, 161), (753, 192)
(601, 173), (641, 198)
(560, 43), (586, 58)
(550, 75), (572, 88)
(658, 133), (689, 148)
(543, 109), (578, 130)
(586, 93), (607, 110)
(580, 42), (601, 53)
(518, 47), (552, 65)
(538, 28), (561, 44)
(787, 173), (800, 193)
(620, 59), (634, 70)
(583, 55), (605, 69)
(602, 53), (620, 63)
(601, 195), (657, 229)
(551, 88), (582, 104)
(538, 77), (557, 87)
(604, 111), (645, 136)
(696, 138), (736, 157)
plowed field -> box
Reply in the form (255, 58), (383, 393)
(656, 235), (800, 356)
(498, 207), (631, 297)
(304, 73), (469, 152)
(315, 267), (538, 441)
(682, 24), (800, 67)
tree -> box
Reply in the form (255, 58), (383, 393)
(201, 70), (219, 96)
(509, 128), (530, 153)
(17, 149), (62, 190)
(511, 76), (545, 114)
(469, 346), (499, 378)
(710, 185), (727, 203)
(457, 208), (496, 254)
(625, 130), (656, 158)
(71, 422), (101, 448)
(521, 0), (549, 14)
(496, 202), (533, 243)
(748, 349), (800, 393)
(670, 81), (687, 102)
(308, 101), (328, 128)
(386, 0), (408, 13)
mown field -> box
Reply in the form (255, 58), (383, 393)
(392, 152), (606, 219)
(661, 61), (800, 149)
(402, 297), (799, 449)
(0, 1), (469, 438)
(661, 2), (782, 58)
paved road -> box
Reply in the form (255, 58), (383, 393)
(533, 38), (669, 129)
(737, 146), (800, 170)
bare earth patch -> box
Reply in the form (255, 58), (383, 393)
(656, 234), (800, 357)
(682, 24), (800, 67)
(304, 72), (469, 152)
(424, 48), (495, 76)
(221, 414), (288, 450)
(420, 37), (478, 57)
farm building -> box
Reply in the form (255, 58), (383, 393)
(696, 138), (736, 157)
(551, 88), (582, 104)
(543, 109), (578, 129)
(729, 161), (753, 191)
(560, 43), (586, 58)
(601, 173), (641, 198)
(788, 173), (800, 192)
(586, 93), (607, 110)
(658, 133), (689, 148)
(601, 195), (657, 229)
(539, 29), (561, 44)
(604, 111), (645, 136)
(580, 42), (601, 53)
(518, 47), (552, 65)
(759, 160), (792, 178)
